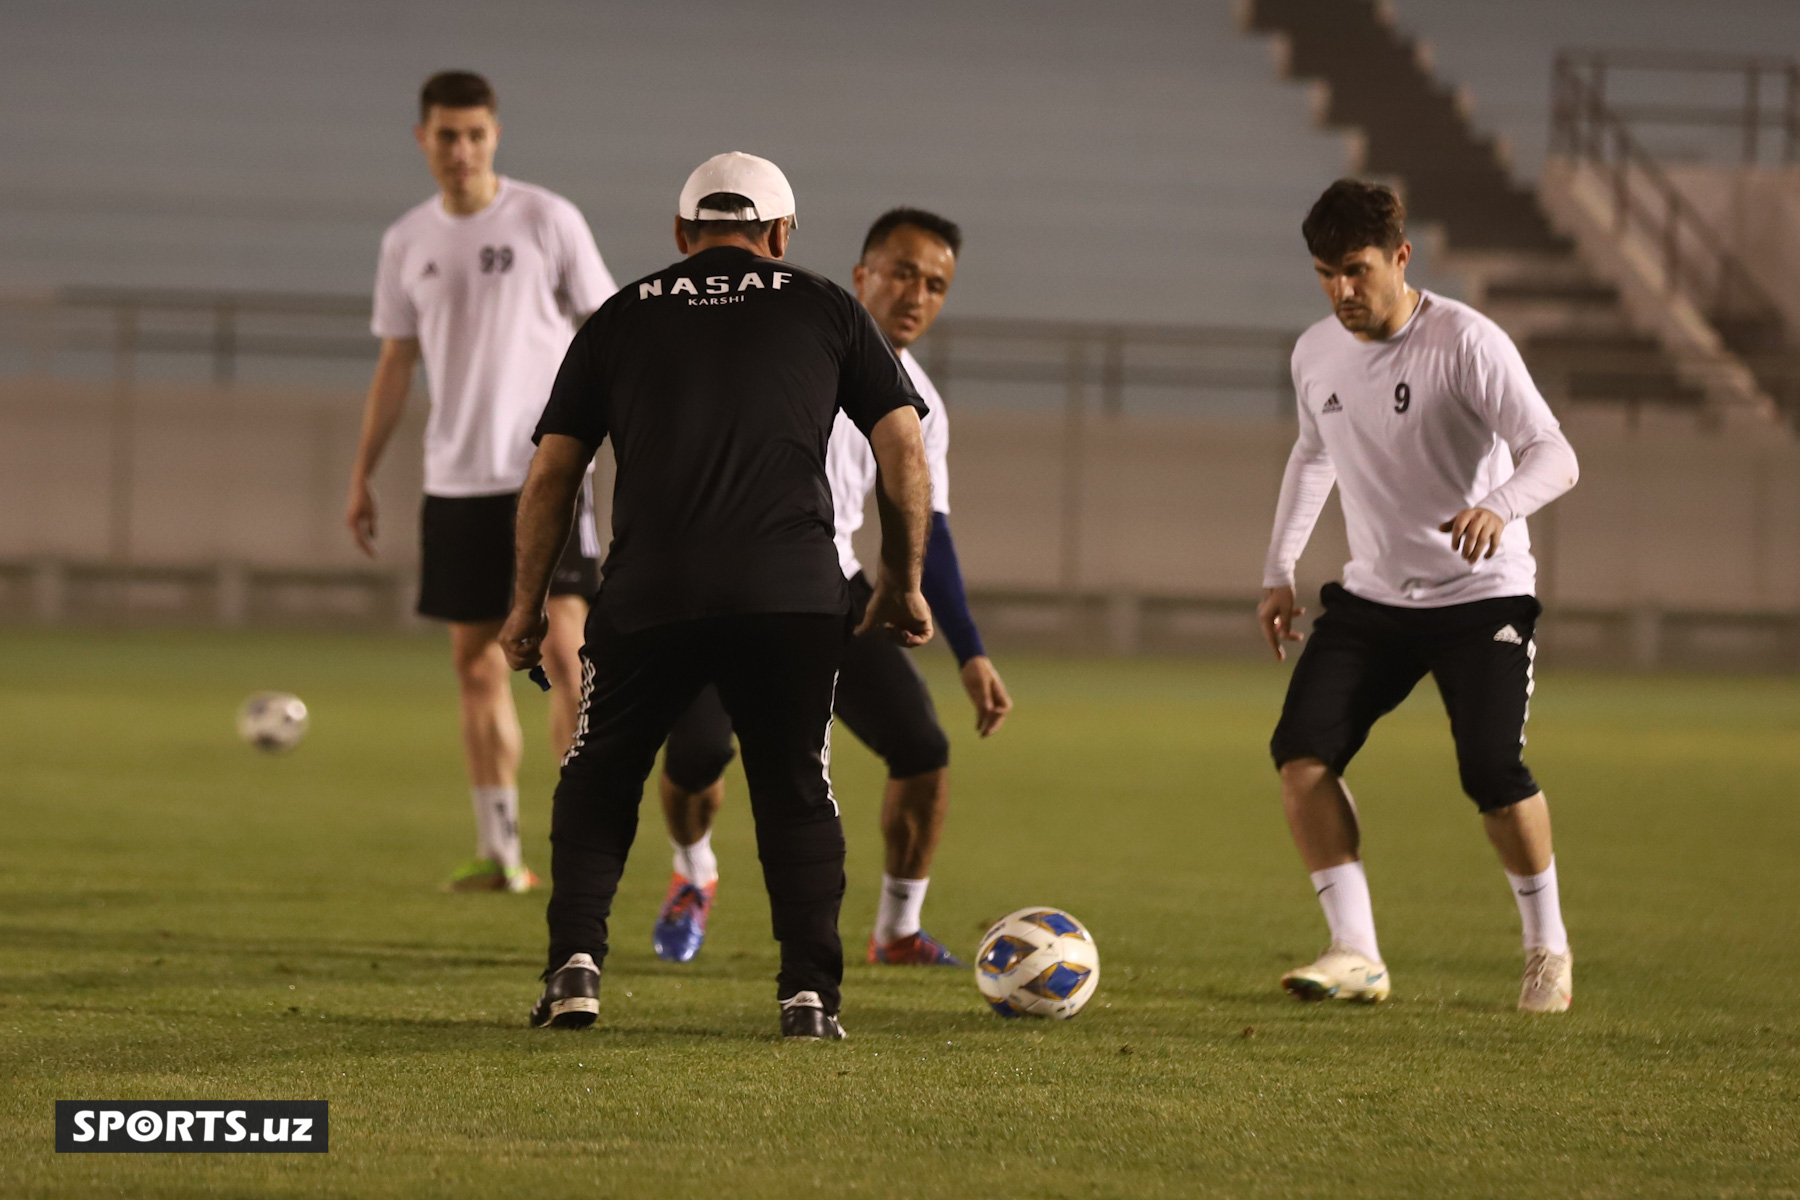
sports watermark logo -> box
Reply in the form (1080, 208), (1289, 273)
(56, 1101), (328, 1154)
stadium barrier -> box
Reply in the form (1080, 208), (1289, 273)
(0, 559), (413, 630)
(2, 288), (1797, 669)
(2, 558), (1796, 671)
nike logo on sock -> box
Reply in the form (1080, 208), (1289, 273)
(1517, 885), (1545, 895)
(1315, 883), (1336, 895)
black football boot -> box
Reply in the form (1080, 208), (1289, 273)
(529, 953), (601, 1029)
(779, 991), (847, 1041)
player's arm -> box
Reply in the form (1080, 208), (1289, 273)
(1259, 368), (1336, 660)
(858, 407), (933, 647)
(500, 313), (610, 670)
(919, 514), (1010, 735)
(1441, 329), (1581, 563)
(550, 196), (617, 334)
(500, 434), (595, 670)
(344, 337), (421, 556)
(1444, 429), (1579, 561)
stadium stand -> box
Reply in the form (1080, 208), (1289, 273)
(1241, 0), (1711, 415)
(1541, 50), (1800, 423)
(1243, 0), (1799, 425)
(1381, 0), (1800, 183)
(0, 1), (1355, 329)
(3, 3), (1796, 666)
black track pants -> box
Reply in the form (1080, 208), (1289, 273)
(663, 572), (950, 787)
(545, 607), (847, 1011)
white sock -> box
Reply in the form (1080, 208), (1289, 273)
(471, 785), (521, 872)
(1506, 858), (1569, 955)
(1309, 861), (1381, 963)
(875, 874), (929, 944)
(670, 832), (718, 889)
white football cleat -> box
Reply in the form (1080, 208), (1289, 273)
(1518, 946), (1573, 1013)
(1281, 943), (1391, 1003)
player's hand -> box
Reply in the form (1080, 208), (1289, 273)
(1440, 507), (1505, 563)
(856, 576), (934, 647)
(345, 477), (379, 557)
(959, 655), (1012, 737)
(1257, 585), (1306, 662)
(498, 605), (549, 671)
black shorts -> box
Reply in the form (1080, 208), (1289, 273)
(661, 571), (951, 789)
(417, 482), (599, 623)
(1270, 583), (1542, 812)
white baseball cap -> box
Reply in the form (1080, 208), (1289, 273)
(678, 152), (798, 229)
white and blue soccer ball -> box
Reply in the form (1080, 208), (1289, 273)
(237, 691), (309, 754)
(975, 907), (1100, 1019)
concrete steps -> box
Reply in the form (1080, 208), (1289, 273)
(1240, 0), (1715, 417)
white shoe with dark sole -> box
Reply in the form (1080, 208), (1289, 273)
(1518, 947), (1572, 1013)
(1281, 943), (1391, 1003)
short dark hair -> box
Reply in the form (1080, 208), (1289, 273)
(1302, 179), (1406, 263)
(678, 192), (777, 242)
(419, 71), (496, 123)
(860, 207), (963, 260)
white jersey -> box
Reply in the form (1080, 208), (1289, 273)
(372, 176), (615, 497)
(828, 347), (951, 579)
(1263, 290), (1579, 608)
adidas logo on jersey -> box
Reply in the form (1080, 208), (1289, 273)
(421, 261), (438, 278)
(1493, 624), (1523, 644)
(1321, 393), (1342, 414)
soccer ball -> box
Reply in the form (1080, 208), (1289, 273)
(974, 907), (1100, 1019)
(237, 692), (309, 754)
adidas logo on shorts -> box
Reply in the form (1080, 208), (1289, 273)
(1493, 624), (1523, 644)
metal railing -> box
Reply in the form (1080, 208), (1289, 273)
(0, 287), (1303, 572)
(1552, 49), (1800, 167)
(0, 287), (376, 383)
(0, 287), (1299, 409)
(1550, 50), (1798, 416)
(4, 287), (1798, 665)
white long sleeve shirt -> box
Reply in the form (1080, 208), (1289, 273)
(1263, 290), (1579, 608)
(826, 348), (951, 579)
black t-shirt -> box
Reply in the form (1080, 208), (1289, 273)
(535, 245), (925, 632)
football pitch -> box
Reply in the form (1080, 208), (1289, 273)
(1, 629), (1796, 1198)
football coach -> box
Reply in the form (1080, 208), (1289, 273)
(499, 152), (934, 1041)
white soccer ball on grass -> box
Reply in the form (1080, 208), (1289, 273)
(975, 907), (1100, 1019)
(237, 691), (309, 754)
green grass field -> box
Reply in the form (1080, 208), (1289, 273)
(1, 629), (1797, 1198)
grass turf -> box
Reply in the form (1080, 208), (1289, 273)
(0, 629), (1796, 1198)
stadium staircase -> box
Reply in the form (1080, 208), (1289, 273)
(1237, 0), (1788, 424)
(1540, 50), (1800, 425)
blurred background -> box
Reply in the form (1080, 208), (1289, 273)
(2, 0), (1797, 669)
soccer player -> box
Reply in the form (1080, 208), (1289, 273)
(1258, 179), (1581, 1012)
(501, 153), (934, 1040)
(650, 208), (1012, 968)
(345, 71), (615, 893)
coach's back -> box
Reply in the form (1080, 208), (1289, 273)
(534, 245), (920, 632)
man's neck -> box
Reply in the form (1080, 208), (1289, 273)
(440, 172), (500, 217)
(686, 235), (770, 257)
(1358, 285), (1420, 342)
